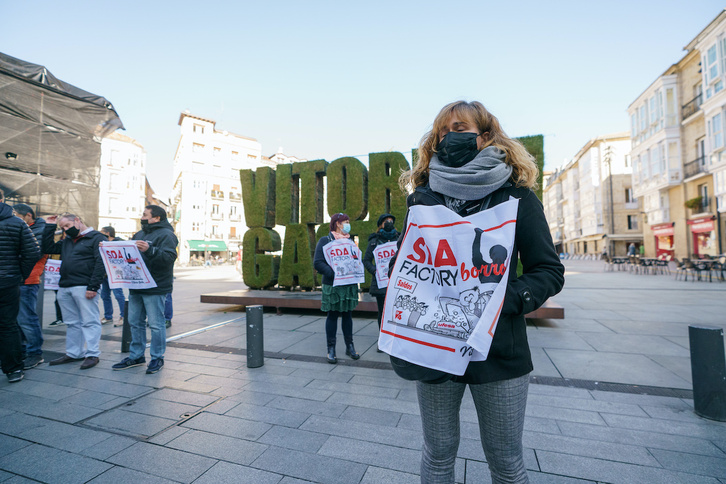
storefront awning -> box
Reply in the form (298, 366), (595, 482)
(187, 240), (228, 251)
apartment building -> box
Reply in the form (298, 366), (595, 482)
(98, 132), (147, 240)
(544, 134), (638, 256)
(627, 10), (726, 259)
(171, 112), (274, 264)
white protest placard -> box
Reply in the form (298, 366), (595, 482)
(378, 199), (518, 376)
(322, 238), (365, 286)
(99, 241), (157, 289)
(373, 241), (397, 287)
(43, 259), (61, 290)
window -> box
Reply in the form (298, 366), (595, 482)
(212, 204), (219, 214)
(212, 225), (218, 235)
(624, 155), (630, 168)
(230, 205), (237, 216)
(247, 154), (257, 160)
(627, 215), (639, 230)
(708, 45), (718, 82)
(193, 124), (204, 134)
(192, 161), (204, 173)
(624, 188), (634, 203)
(193, 143), (204, 153)
(651, 144), (660, 176)
(232, 151), (239, 159)
(214, 147), (221, 157)
(110, 150), (120, 166)
(711, 113), (723, 150)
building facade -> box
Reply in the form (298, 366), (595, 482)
(627, 11), (726, 259)
(98, 132), (147, 240)
(171, 112), (274, 264)
(544, 134), (639, 257)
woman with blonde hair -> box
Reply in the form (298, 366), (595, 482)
(396, 101), (564, 483)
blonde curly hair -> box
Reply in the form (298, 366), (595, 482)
(400, 101), (538, 192)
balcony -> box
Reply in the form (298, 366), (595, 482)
(624, 201), (639, 210)
(681, 93), (703, 120)
(211, 212), (224, 221)
(683, 156), (707, 179)
(228, 234), (240, 241)
(686, 196), (712, 216)
(211, 190), (224, 200)
(229, 192), (242, 202)
(229, 214), (242, 222)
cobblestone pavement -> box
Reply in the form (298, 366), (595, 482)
(0, 260), (723, 483)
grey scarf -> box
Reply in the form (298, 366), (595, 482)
(429, 146), (513, 201)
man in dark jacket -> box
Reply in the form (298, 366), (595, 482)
(42, 213), (107, 370)
(12, 203), (48, 369)
(112, 205), (177, 374)
(0, 189), (40, 382)
(363, 213), (398, 349)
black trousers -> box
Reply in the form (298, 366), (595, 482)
(0, 285), (24, 374)
(325, 311), (353, 347)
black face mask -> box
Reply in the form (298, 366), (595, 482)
(64, 226), (80, 238)
(140, 219), (149, 227)
(383, 221), (394, 232)
(437, 132), (480, 168)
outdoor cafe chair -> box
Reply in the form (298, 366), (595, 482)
(674, 258), (686, 280)
(602, 254), (614, 272)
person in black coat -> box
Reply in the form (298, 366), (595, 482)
(0, 190), (40, 382)
(392, 101), (565, 483)
(362, 213), (398, 352)
(42, 212), (107, 370)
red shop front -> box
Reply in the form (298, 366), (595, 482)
(688, 217), (716, 258)
(651, 222), (675, 258)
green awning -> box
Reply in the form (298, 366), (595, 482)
(188, 240), (228, 251)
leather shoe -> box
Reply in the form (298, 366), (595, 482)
(80, 357), (99, 370)
(49, 355), (84, 366)
(326, 346), (337, 364)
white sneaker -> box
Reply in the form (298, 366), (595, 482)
(113, 318), (124, 327)
(101, 318), (114, 324)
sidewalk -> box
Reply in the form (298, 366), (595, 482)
(0, 261), (723, 483)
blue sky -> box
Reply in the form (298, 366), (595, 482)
(2, 1), (724, 198)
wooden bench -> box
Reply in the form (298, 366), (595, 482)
(200, 290), (564, 319)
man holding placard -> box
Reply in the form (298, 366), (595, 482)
(42, 213), (107, 370)
(112, 205), (177, 374)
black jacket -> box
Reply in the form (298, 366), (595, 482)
(392, 183), (565, 384)
(42, 223), (107, 292)
(313, 233), (336, 286)
(363, 230), (399, 297)
(0, 203), (41, 288)
(131, 220), (178, 295)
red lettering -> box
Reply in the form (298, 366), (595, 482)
(460, 262), (470, 281)
(471, 266), (479, 277)
(434, 239), (457, 267)
(407, 237), (427, 263)
(481, 265), (492, 277)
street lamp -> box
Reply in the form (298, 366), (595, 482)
(603, 146), (615, 255)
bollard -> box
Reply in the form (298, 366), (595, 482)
(689, 325), (726, 421)
(246, 305), (264, 368)
(121, 299), (131, 353)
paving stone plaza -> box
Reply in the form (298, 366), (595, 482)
(0, 259), (724, 483)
